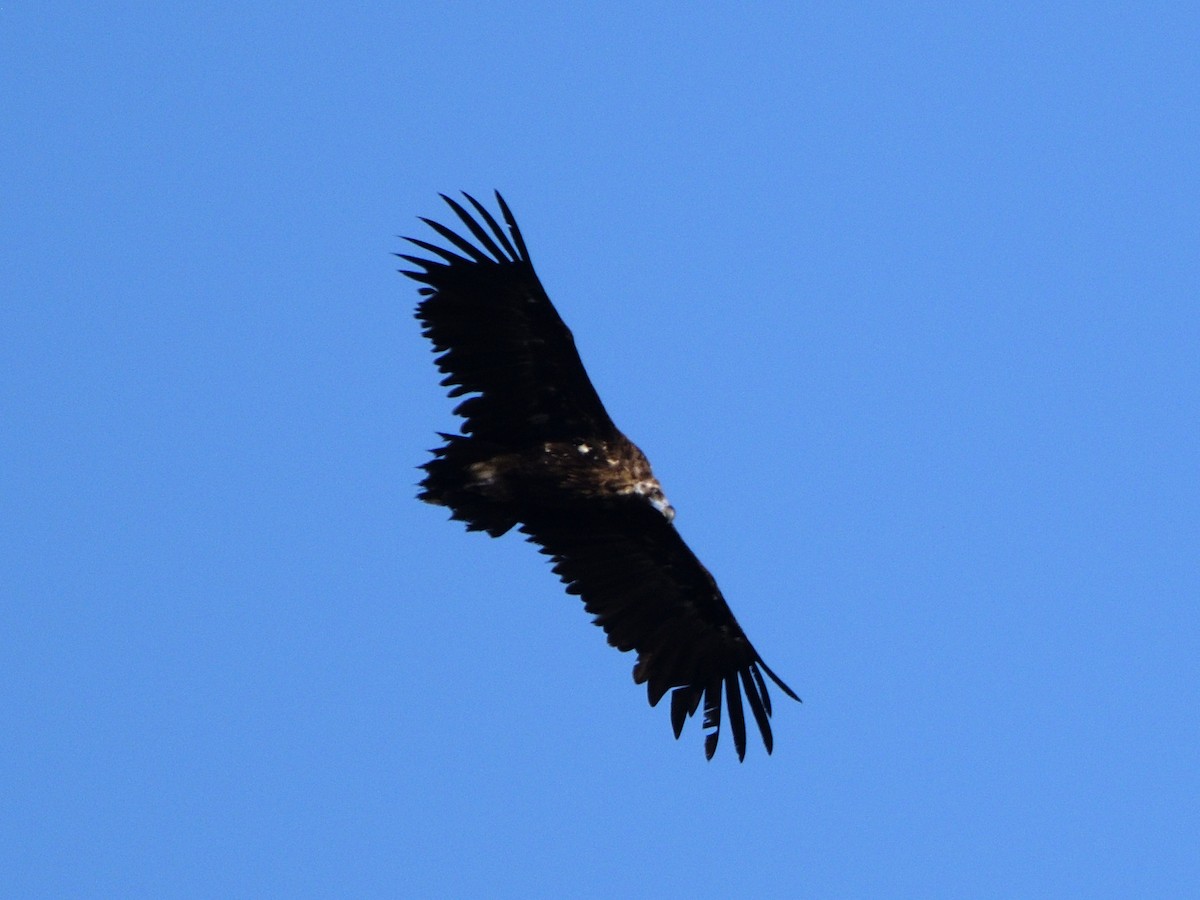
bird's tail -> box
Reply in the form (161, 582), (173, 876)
(419, 434), (520, 538)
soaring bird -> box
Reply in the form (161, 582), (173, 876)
(401, 193), (799, 760)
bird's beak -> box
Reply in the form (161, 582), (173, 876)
(651, 497), (676, 522)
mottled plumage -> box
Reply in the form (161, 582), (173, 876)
(401, 192), (799, 760)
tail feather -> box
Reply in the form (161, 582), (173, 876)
(419, 435), (519, 537)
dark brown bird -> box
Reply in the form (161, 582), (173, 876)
(400, 192), (799, 760)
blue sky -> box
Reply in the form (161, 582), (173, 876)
(3, 3), (1198, 897)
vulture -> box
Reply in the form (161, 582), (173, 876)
(400, 192), (799, 760)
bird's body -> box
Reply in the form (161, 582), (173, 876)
(401, 193), (799, 760)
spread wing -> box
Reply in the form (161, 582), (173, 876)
(399, 192), (618, 444)
(520, 497), (800, 761)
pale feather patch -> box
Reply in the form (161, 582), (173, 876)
(467, 462), (497, 485)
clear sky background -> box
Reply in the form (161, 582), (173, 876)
(3, 3), (1198, 897)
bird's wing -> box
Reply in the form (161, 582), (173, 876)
(519, 496), (800, 760)
(400, 192), (618, 444)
